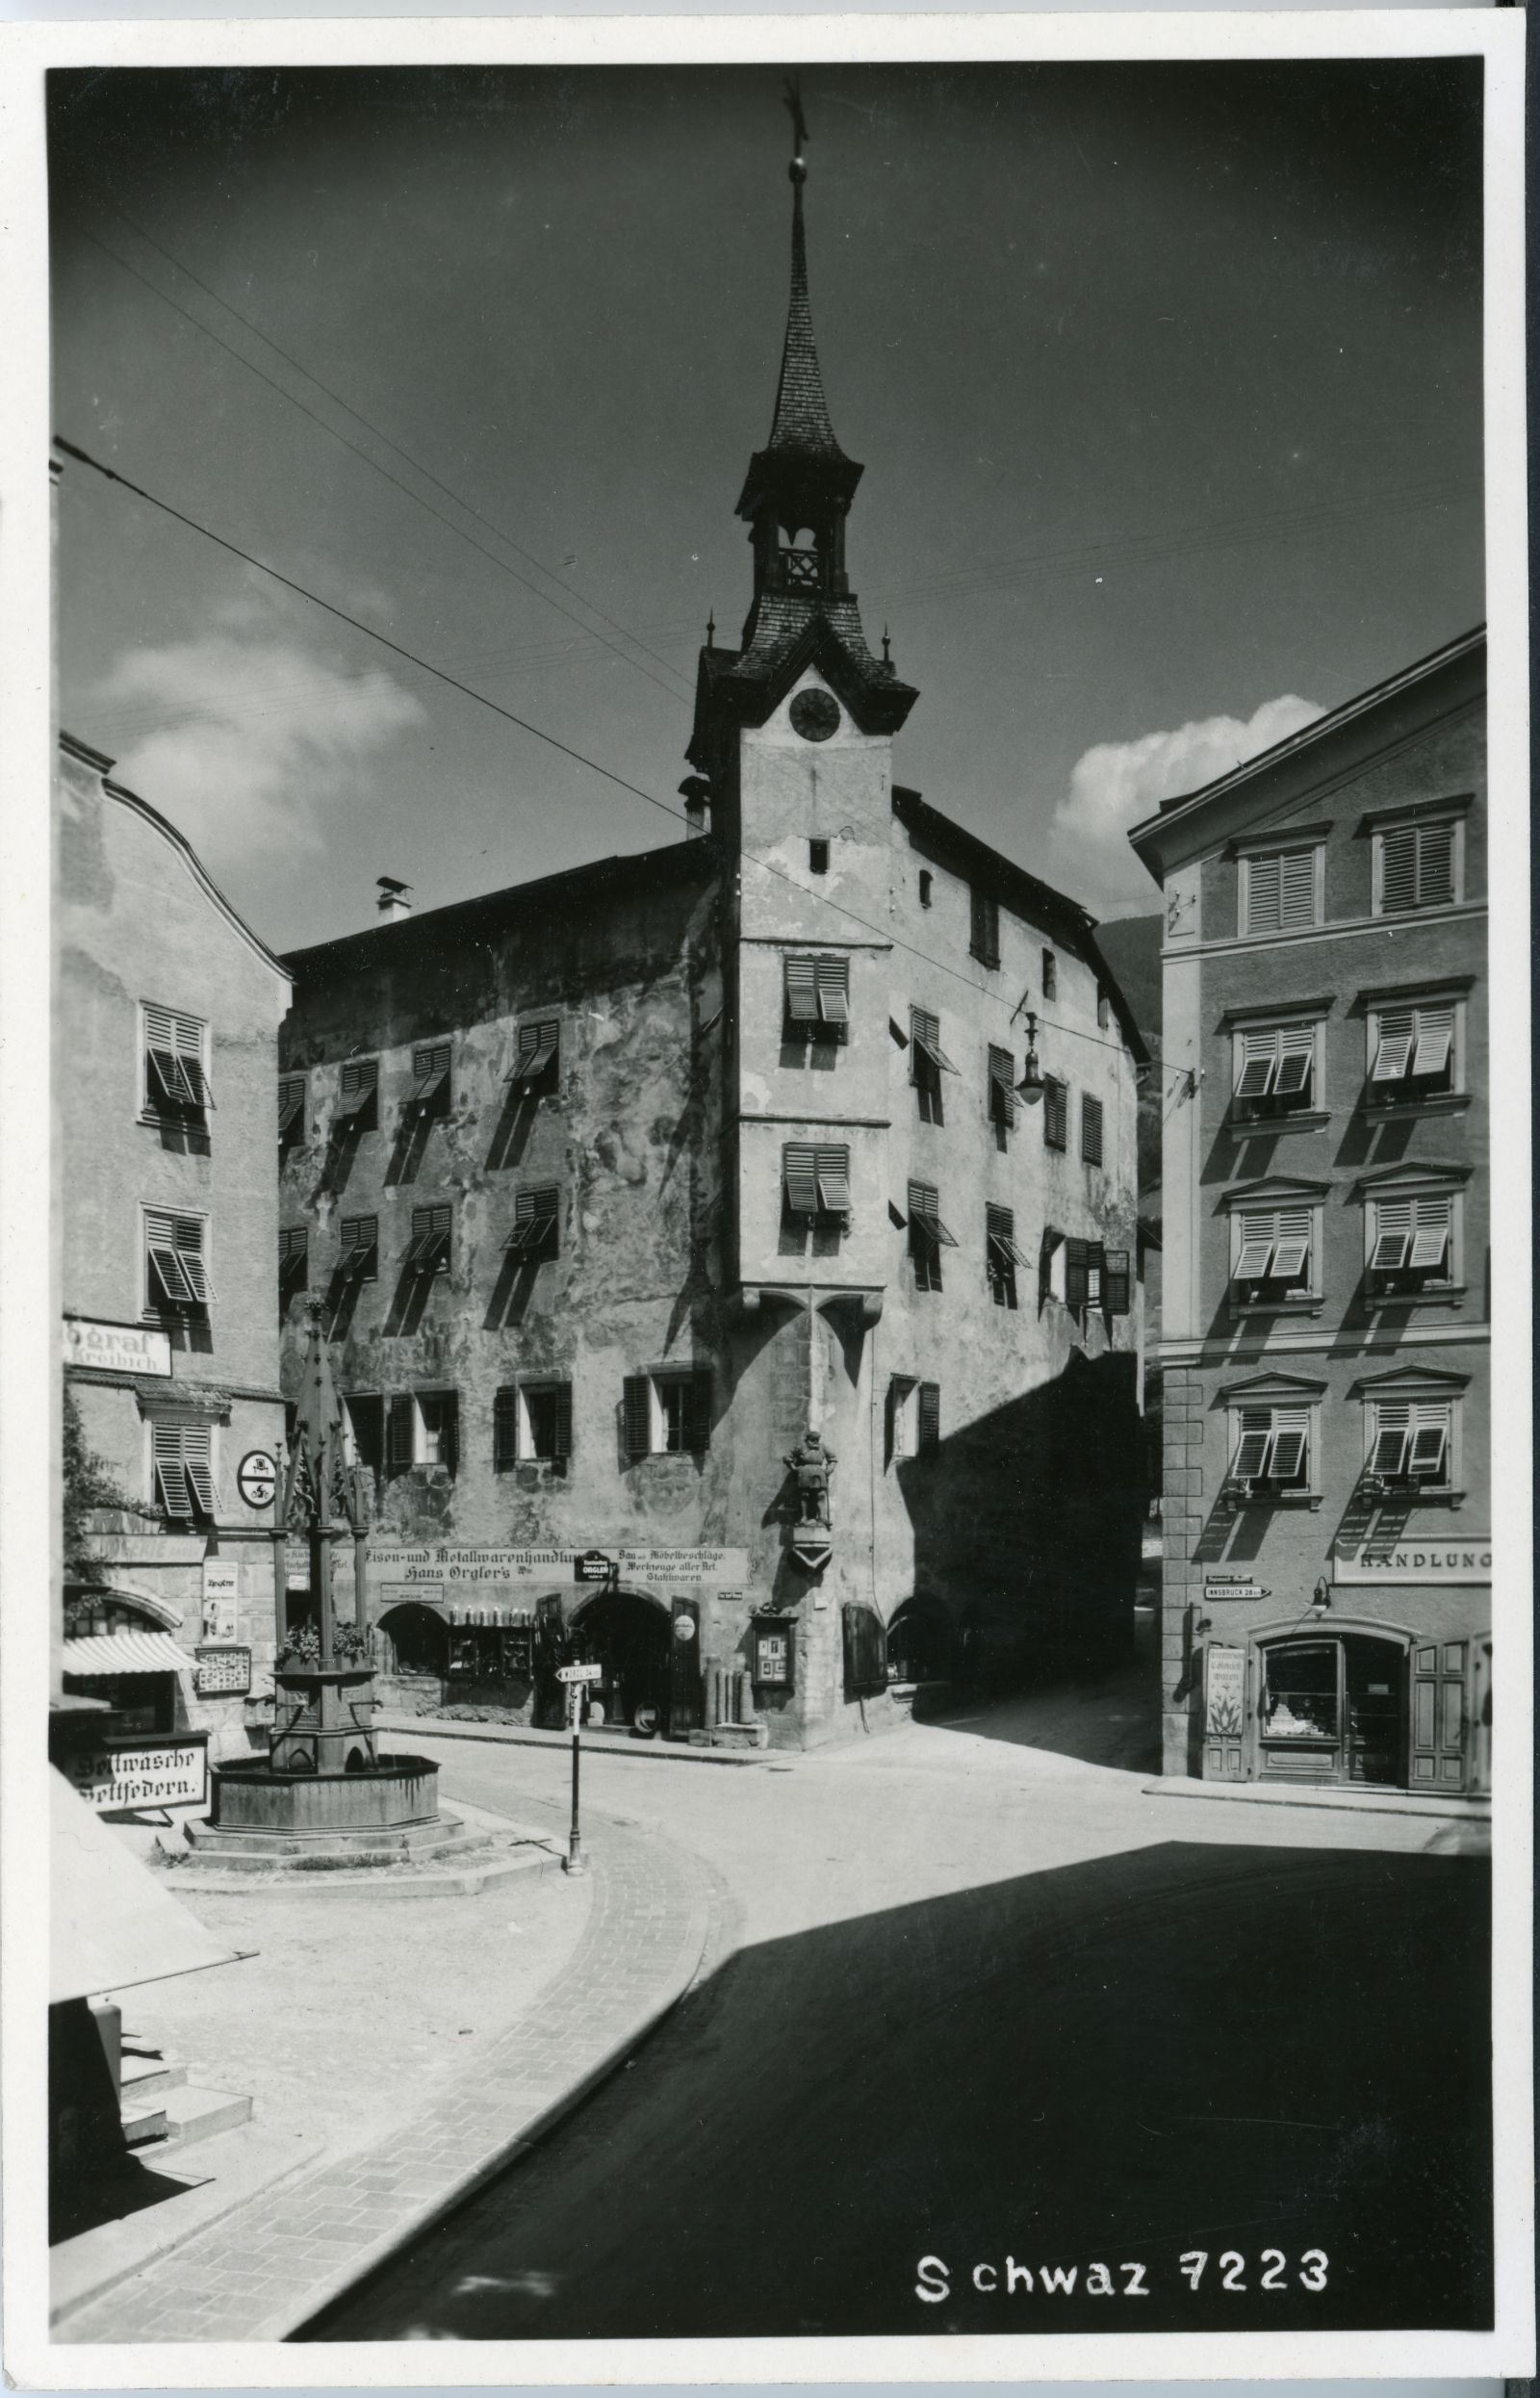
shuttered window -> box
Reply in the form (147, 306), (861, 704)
(1370, 1002), (1455, 1093)
(145, 1210), (213, 1310)
(784, 955), (849, 1033)
(510, 1018), (560, 1090)
(335, 1058), (379, 1126)
(969, 888), (1000, 968)
(1231, 1405), (1310, 1490)
(1065, 1238), (1105, 1312)
(986, 1204), (1026, 1306)
(908, 1180), (956, 1292)
(1378, 821), (1456, 915)
(339, 1214), (378, 1280)
(917, 1382), (940, 1453)
(504, 1186), (560, 1261)
(409, 1043), (451, 1109)
(1233, 1208), (1314, 1295)
(404, 1203), (451, 1274)
(1105, 1249), (1132, 1315)
(497, 1381), (573, 1465)
(493, 1386), (520, 1471)
(344, 1395), (384, 1480)
(988, 1044), (1016, 1133)
(1243, 846), (1318, 936)
(144, 1004), (212, 1117)
(278, 1076), (306, 1144)
(386, 1395), (415, 1475)
(1043, 1077), (1068, 1151)
(1041, 949), (1057, 999)
(624, 1372), (711, 1457)
(416, 1391), (459, 1473)
(1235, 1022), (1316, 1110)
(1081, 1094), (1104, 1165)
(910, 1006), (956, 1123)
(278, 1225), (308, 1304)
(1368, 1193), (1453, 1285)
(152, 1418), (218, 1521)
(1369, 1399), (1452, 1486)
(783, 1144), (851, 1221)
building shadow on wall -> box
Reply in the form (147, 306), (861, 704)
(486, 1088), (539, 1174)
(301, 1840), (1493, 2344)
(894, 1347), (1142, 1672)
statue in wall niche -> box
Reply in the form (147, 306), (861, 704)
(785, 1428), (835, 1527)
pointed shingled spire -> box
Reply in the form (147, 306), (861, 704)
(765, 136), (848, 464)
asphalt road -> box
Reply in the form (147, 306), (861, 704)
(305, 1693), (1492, 2343)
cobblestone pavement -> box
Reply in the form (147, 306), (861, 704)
(59, 1806), (718, 2345)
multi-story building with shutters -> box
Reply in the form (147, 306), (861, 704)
(275, 136), (1147, 1750)
(1129, 628), (1491, 1794)
(58, 733), (292, 1777)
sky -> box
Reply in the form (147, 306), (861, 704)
(49, 59), (1485, 948)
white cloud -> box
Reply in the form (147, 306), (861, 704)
(96, 634), (426, 875)
(1048, 692), (1323, 914)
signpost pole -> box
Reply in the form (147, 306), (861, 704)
(564, 1686), (587, 1877)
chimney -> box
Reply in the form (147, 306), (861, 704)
(375, 876), (412, 924)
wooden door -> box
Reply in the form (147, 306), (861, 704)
(1411, 1640), (1467, 1792)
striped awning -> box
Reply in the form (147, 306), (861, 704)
(62, 1632), (193, 1677)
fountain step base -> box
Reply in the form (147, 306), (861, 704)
(181, 1811), (484, 1869)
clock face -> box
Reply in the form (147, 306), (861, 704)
(789, 688), (840, 744)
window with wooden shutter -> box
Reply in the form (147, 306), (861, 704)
(509, 1017), (560, 1092)
(1230, 1405), (1310, 1493)
(1105, 1249), (1132, 1315)
(152, 1418), (217, 1521)
(1235, 1023), (1316, 1115)
(917, 1382), (940, 1453)
(145, 1210), (212, 1312)
(339, 1214), (378, 1281)
(907, 1180), (955, 1292)
(784, 955), (819, 1027)
(814, 955), (849, 1028)
(1377, 820), (1457, 915)
(987, 1044), (1016, 1135)
(986, 1204), (1025, 1307)
(623, 1376), (654, 1459)
(493, 1386), (520, 1471)
(682, 1374), (712, 1454)
(1233, 1207), (1313, 1299)
(405, 1202), (452, 1274)
(1368, 1193), (1453, 1292)
(1081, 1094), (1104, 1165)
(522, 1381), (573, 1463)
(335, 1057), (379, 1129)
(1370, 1001), (1456, 1098)
(144, 1004), (211, 1118)
(1041, 949), (1057, 999)
(416, 1391), (458, 1474)
(842, 1602), (888, 1695)
(785, 954), (849, 1038)
(344, 1395), (384, 1481)
(969, 888), (1000, 968)
(783, 1145), (850, 1222)
(1065, 1238), (1106, 1312)
(1369, 1398), (1452, 1488)
(409, 1043), (451, 1110)
(278, 1076), (305, 1146)
(910, 1005), (955, 1122)
(386, 1395), (416, 1475)
(278, 1225), (308, 1310)
(1243, 845), (1319, 936)
(504, 1185), (559, 1262)
(1042, 1077), (1068, 1152)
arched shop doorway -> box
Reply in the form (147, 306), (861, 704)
(569, 1589), (672, 1735)
(1257, 1630), (1409, 1787)
(887, 1594), (954, 1686)
(377, 1603), (449, 1696)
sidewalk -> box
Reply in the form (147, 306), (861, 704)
(375, 1708), (766, 1764)
(55, 1789), (719, 2344)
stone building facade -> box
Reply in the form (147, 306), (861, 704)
(275, 143), (1148, 1748)
(1130, 628), (1490, 1792)
(59, 734), (292, 1768)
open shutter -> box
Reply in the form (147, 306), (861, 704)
(1412, 1007), (1454, 1077)
(815, 1147), (852, 1217)
(1235, 1220), (1275, 1281)
(623, 1375), (653, 1459)
(512, 1019), (559, 1086)
(1409, 1416), (1448, 1480)
(1043, 1078), (1067, 1149)
(1411, 1641), (1467, 1790)
(988, 1044), (1016, 1126)
(278, 1077), (305, 1139)
(1371, 1200), (1413, 1273)
(152, 1421), (192, 1518)
(783, 1144), (818, 1216)
(552, 1382), (574, 1462)
(815, 956), (849, 1025)
(1269, 1212), (1311, 1284)
(1409, 1196), (1451, 1273)
(917, 1382), (940, 1452)
(387, 1395), (415, 1473)
(684, 1374), (712, 1454)
(1082, 1096), (1104, 1164)
(1373, 1013), (1416, 1081)
(784, 956), (819, 1024)
(1268, 1411), (1309, 1485)
(494, 1387), (519, 1469)
(1065, 1239), (1090, 1311)
(1232, 1415), (1271, 1481)
(1236, 1032), (1277, 1100)
(1371, 1407), (1410, 1478)
(1105, 1249), (1132, 1314)
(1274, 1027), (1314, 1099)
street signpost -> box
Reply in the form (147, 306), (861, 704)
(555, 1662), (603, 1875)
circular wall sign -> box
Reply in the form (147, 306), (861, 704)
(789, 688), (840, 743)
(673, 1614), (698, 1641)
(237, 1450), (279, 1509)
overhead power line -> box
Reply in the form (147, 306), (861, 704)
(56, 431), (1141, 1060)
(71, 212), (696, 710)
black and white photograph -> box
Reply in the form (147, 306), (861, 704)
(1, 11), (1531, 2382)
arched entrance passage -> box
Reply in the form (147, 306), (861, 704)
(570, 1588), (672, 1734)
(887, 1594), (954, 1685)
(1257, 1630), (1409, 1787)
(378, 1603), (449, 1681)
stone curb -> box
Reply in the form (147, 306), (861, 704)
(59, 1813), (718, 2346)
(375, 1711), (767, 1763)
(1142, 1777), (1492, 1822)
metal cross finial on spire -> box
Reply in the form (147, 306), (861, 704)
(783, 75), (808, 182)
